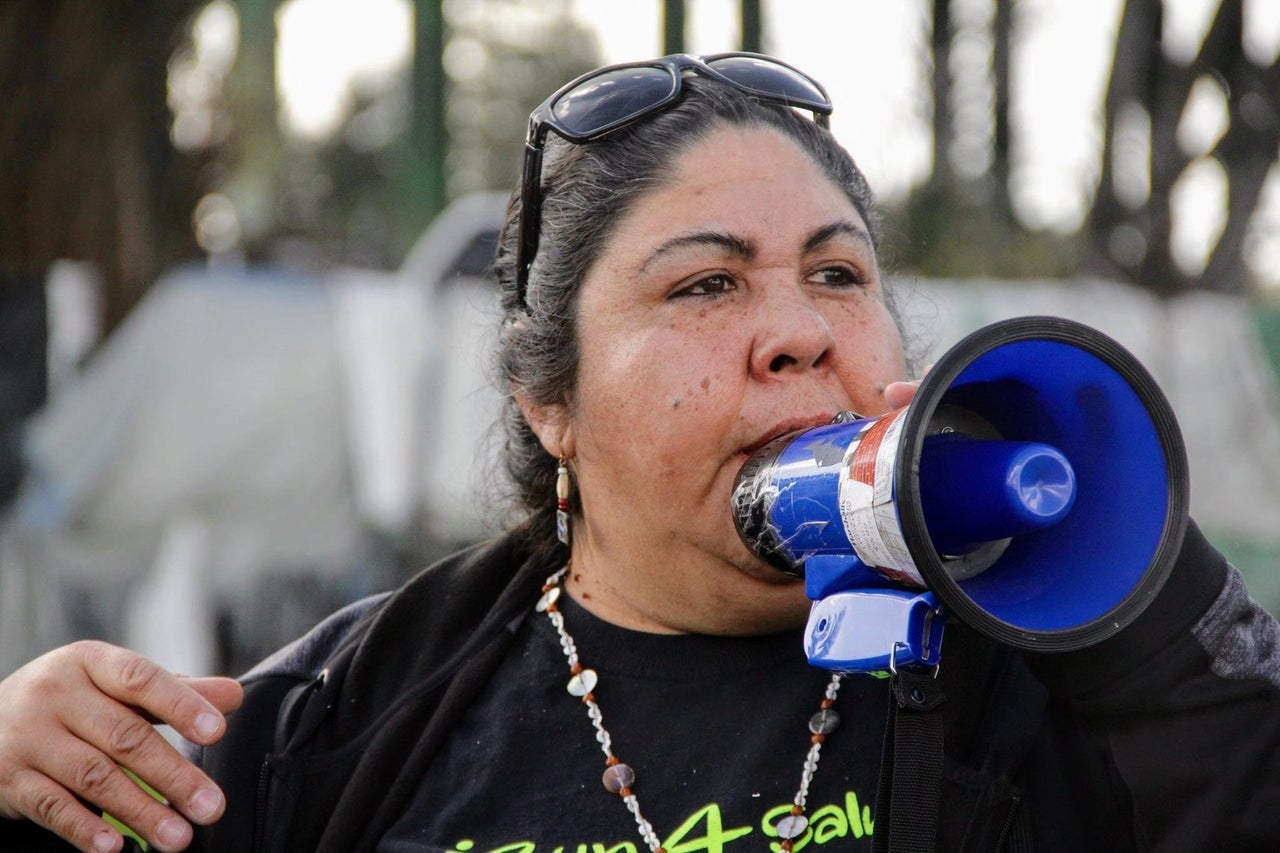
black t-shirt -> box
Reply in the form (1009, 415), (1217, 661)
(379, 592), (888, 852)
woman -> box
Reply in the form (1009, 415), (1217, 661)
(2, 53), (1278, 853)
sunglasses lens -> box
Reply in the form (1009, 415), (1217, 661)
(551, 66), (678, 140)
(705, 55), (829, 110)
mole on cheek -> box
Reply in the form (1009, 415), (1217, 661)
(672, 398), (682, 408)
(700, 376), (711, 391)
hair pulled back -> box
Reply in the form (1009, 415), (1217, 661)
(492, 75), (881, 562)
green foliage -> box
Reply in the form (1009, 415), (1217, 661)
(1252, 300), (1280, 384)
(882, 180), (1085, 281)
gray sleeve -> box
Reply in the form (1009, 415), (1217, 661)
(1194, 564), (1280, 688)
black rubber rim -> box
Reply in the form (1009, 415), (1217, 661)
(894, 316), (1190, 652)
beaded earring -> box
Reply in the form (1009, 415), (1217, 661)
(556, 459), (571, 545)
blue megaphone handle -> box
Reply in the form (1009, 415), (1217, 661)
(804, 589), (945, 674)
(803, 553), (887, 601)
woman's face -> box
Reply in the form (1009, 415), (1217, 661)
(530, 124), (907, 635)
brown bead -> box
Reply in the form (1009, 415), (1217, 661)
(809, 708), (841, 735)
(603, 762), (636, 794)
(821, 698), (835, 709)
(811, 733), (825, 744)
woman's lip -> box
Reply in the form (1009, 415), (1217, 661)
(740, 414), (838, 458)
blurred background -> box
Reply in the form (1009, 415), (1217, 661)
(1, 0), (1278, 678)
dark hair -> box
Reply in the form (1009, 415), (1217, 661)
(492, 75), (884, 561)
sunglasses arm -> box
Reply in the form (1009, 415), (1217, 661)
(516, 140), (547, 303)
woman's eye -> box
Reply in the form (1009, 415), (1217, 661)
(677, 273), (737, 297)
(807, 266), (866, 287)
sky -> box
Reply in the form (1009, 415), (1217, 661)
(261, 0), (1280, 288)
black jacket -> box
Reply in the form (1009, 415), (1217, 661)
(7, 521), (1280, 851)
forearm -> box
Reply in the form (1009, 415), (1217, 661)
(1027, 520), (1280, 848)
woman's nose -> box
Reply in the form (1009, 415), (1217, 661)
(750, 291), (836, 379)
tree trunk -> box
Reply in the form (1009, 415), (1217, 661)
(740, 0), (763, 54)
(0, 1), (206, 335)
(929, 0), (954, 189)
(226, 0), (282, 254)
(991, 0), (1014, 225)
(1088, 0), (1162, 278)
(402, 0), (449, 252)
(0, 273), (47, 508)
(1197, 0), (1280, 293)
(663, 0), (685, 56)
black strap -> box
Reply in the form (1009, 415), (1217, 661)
(872, 668), (947, 853)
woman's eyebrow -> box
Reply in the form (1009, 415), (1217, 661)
(638, 231), (756, 273)
(804, 220), (874, 254)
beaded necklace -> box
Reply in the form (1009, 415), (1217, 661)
(537, 566), (844, 852)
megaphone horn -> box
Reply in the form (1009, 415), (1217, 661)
(732, 316), (1190, 670)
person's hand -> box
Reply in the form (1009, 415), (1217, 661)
(0, 641), (243, 853)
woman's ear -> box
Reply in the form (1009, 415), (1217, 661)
(515, 391), (576, 459)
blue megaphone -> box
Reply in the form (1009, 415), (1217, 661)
(732, 316), (1189, 673)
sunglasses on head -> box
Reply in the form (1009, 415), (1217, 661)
(514, 52), (834, 308)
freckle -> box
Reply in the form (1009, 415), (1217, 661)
(582, 592), (591, 600)
(700, 377), (710, 391)
(573, 573), (582, 582)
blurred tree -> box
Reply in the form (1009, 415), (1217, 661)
(0, 0), (210, 335)
(741, 0), (763, 54)
(664, 0), (686, 55)
(1089, 0), (1280, 296)
(221, 0), (285, 258)
(0, 281), (46, 507)
(223, 0), (412, 269)
(262, 0), (599, 267)
(400, 0), (448, 252)
(440, 0), (600, 203)
(0, 2), (218, 507)
(893, 0), (1076, 280)
(894, 0), (1280, 296)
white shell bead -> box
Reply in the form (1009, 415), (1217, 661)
(536, 586), (561, 612)
(775, 814), (809, 839)
(567, 668), (598, 697)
